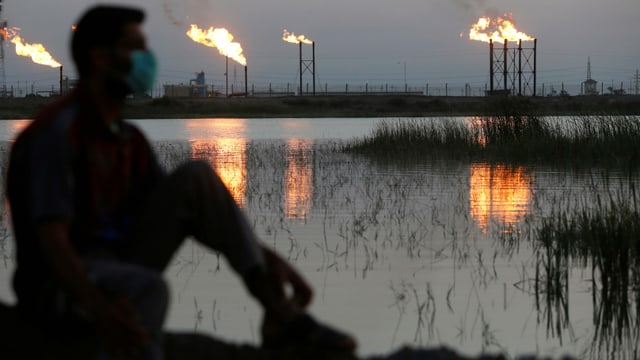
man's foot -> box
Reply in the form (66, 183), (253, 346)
(262, 313), (357, 353)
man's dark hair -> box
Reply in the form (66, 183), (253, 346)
(71, 5), (145, 77)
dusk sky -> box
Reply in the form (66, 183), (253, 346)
(2, 0), (639, 95)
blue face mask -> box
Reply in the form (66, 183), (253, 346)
(124, 50), (157, 94)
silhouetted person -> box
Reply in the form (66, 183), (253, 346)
(6, 4), (355, 359)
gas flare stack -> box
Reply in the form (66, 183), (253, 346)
(282, 30), (316, 96)
(489, 38), (537, 96)
(0, 0), (8, 97)
(298, 40), (316, 96)
(469, 15), (537, 96)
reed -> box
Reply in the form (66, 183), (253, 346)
(534, 185), (640, 359)
(343, 117), (477, 159)
(344, 114), (640, 168)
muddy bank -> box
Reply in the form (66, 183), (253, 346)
(1, 94), (639, 119)
(0, 301), (519, 360)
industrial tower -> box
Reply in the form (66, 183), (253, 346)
(0, 0), (7, 97)
(489, 38), (537, 96)
(299, 41), (315, 96)
(582, 57), (598, 95)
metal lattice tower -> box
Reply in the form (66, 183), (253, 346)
(299, 41), (315, 96)
(0, 0), (7, 97)
(489, 39), (537, 96)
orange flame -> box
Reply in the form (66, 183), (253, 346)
(7, 28), (61, 67)
(282, 29), (312, 45)
(186, 24), (247, 66)
(469, 13), (534, 43)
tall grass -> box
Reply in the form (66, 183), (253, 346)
(344, 114), (640, 168)
(534, 186), (640, 359)
(343, 117), (477, 158)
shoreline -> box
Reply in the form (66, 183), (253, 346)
(0, 94), (639, 119)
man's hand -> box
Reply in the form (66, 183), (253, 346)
(262, 246), (313, 311)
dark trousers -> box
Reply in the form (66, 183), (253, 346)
(127, 160), (265, 276)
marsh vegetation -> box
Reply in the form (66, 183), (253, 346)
(145, 134), (637, 359)
(342, 108), (640, 359)
(344, 113), (640, 168)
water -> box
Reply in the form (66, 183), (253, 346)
(0, 117), (636, 359)
(0, 117), (385, 142)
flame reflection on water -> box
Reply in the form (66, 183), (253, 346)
(190, 138), (247, 207)
(469, 163), (533, 232)
(188, 135), (313, 220)
(284, 139), (313, 220)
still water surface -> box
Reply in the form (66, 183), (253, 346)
(0, 117), (634, 359)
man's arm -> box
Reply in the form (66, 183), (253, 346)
(38, 219), (149, 355)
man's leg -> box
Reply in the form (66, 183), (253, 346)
(127, 160), (265, 278)
(126, 160), (356, 354)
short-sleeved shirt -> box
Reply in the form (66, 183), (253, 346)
(6, 87), (164, 307)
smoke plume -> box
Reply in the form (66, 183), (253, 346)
(161, 0), (215, 27)
(451, 0), (500, 18)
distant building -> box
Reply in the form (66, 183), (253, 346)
(583, 79), (597, 96)
(163, 71), (211, 98)
(61, 76), (78, 94)
(582, 57), (598, 95)
(190, 71), (207, 97)
(163, 84), (191, 97)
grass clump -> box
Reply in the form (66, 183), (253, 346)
(344, 114), (640, 168)
(343, 117), (477, 158)
(534, 190), (640, 359)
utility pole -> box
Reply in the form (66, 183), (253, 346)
(635, 69), (639, 95)
(225, 56), (228, 97)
